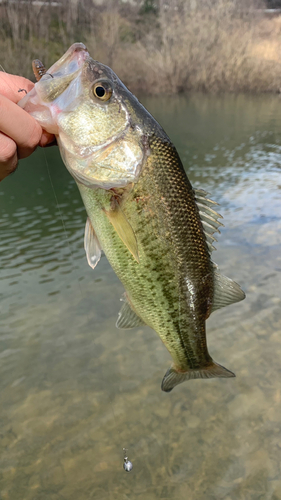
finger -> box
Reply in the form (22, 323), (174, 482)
(0, 132), (18, 181)
(39, 131), (56, 148)
(0, 94), (42, 158)
(0, 73), (34, 103)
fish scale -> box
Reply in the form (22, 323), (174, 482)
(79, 136), (214, 374)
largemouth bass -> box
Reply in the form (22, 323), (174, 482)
(19, 43), (245, 392)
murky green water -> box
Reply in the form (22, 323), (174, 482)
(1, 93), (281, 500)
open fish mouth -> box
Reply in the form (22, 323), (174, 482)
(18, 43), (91, 133)
(35, 43), (90, 104)
(19, 43), (90, 109)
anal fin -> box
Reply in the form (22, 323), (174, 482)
(116, 295), (145, 329)
(161, 361), (235, 392)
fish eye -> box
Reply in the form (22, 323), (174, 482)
(92, 81), (112, 101)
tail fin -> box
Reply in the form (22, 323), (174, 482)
(161, 361), (235, 392)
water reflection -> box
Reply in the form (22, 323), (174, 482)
(0, 94), (281, 499)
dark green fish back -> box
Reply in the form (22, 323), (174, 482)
(126, 135), (214, 368)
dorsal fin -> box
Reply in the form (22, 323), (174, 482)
(212, 267), (245, 312)
(194, 189), (245, 309)
(116, 294), (145, 329)
(194, 188), (223, 253)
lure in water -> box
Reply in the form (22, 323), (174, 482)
(19, 43), (245, 392)
(123, 449), (133, 472)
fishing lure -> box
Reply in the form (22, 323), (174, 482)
(123, 448), (133, 472)
(32, 59), (49, 81)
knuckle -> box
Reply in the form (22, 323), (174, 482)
(6, 156), (18, 174)
(27, 122), (41, 151)
(0, 155), (18, 179)
(0, 139), (17, 163)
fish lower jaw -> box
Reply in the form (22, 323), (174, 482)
(58, 140), (142, 190)
(66, 163), (136, 190)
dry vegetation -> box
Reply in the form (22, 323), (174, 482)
(1, 0), (281, 94)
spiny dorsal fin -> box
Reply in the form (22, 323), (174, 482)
(194, 188), (219, 207)
(212, 267), (245, 312)
(194, 188), (224, 253)
(116, 295), (145, 329)
(104, 201), (139, 263)
(194, 190), (245, 310)
(84, 217), (102, 270)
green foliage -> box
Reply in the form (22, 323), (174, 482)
(119, 24), (136, 44)
(139, 0), (158, 15)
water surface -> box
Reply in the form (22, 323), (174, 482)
(1, 93), (281, 499)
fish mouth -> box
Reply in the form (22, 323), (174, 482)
(33, 43), (90, 103)
(18, 43), (91, 131)
(47, 42), (89, 78)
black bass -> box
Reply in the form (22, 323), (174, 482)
(19, 43), (245, 392)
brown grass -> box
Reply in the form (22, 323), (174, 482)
(1, 0), (281, 94)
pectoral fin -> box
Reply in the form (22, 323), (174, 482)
(104, 203), (139, 262)
(84, 217), (102, 270)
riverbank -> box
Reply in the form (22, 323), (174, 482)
(1, 0), (281, 95)
(106, 13), (281, 95)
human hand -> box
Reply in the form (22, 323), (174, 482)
(0, 73), (55, 182)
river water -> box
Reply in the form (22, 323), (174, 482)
(0, 93), (281, 500)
